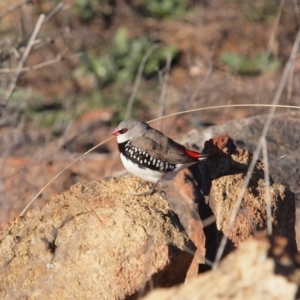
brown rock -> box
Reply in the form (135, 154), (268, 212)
(0, 178), (194, 300)
(165, 133), (296, 270)
(183, 112), (300, 248)
(162, 168), (207, 279)
(199, 135), (296, 256)
(142, 234), (298, 300)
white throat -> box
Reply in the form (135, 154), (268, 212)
(117, 134), (130, 144)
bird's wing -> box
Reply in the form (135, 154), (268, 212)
(130, 129), (167, 160)
(131, 128), (199, 164)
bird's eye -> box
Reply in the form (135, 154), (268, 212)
(119, 128), (128, 134)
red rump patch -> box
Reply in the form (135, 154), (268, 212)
(183, 148), (201, 158)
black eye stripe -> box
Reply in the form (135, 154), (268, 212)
(119, 128), (128, 134)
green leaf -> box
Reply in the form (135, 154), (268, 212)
(113, 27), (129, 56)
(220, 51), (281, 75)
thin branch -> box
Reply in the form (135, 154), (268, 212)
(287, 58), (295, 104)
(293, 0), (300, 25)
(267, 0), (285, 53)
(43, 2), (66, 24)
(3, 14), (45, 106)
(0, 0), (32, 21)
(20, 136), (114, 216)
(270, 154), (286, 163)
(149, 104), (300, 124)
(262, 138), (272, 236)
(125, 44), (160, 119)
(202, 215), (216, 228)
(157, 54), (172, 130)
(188, 42), (217, 105)
(256, 0), (285, 104)
(0, 1), (66, 64)
(0, 53), (82, 74)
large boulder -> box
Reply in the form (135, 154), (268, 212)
(0, 179), (194, 300)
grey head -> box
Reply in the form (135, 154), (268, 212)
(111, 119), (150, 143)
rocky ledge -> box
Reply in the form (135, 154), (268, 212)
(0, 113), (299, 299)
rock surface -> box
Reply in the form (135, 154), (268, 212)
(0, 179), (194, 300)
(183, 112), (300, 249)
(163, 131), (296, 270)
(184, 112), (300, 200)
(202, 135), (296, 252)
(162, 168), (207, 278)
(142, 234), (299, 300)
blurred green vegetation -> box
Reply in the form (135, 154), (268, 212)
(1, 88), (69, 134)
(72, 27), (178, 114)
(0, 0), (290, 133)
(74, 0), (113, 21)
(74, 0), (189, 21)
(1, 22), (179, 131)
(220, 51), (281, 75)
(144, 0), (188, 19)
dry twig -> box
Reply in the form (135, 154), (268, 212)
(157, 54), (172, 130)
(0, 53), (82, 74)
(125, 44), (160, 119)
(0, 0), (32, 21)
(43, 2), (66, 24)
(3, 14), (45, 106)
(262, 138), (273, 236)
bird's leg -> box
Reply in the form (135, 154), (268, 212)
(134, 179), (160, 196)
(136, 180), (148, 191)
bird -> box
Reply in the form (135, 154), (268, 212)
(111, 119), (209, 195)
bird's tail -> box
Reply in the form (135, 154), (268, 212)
(184, 148), (209, 160)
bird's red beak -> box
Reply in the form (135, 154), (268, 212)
(111, 129), (119, 136)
